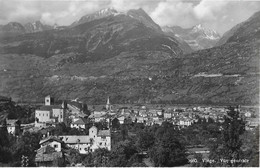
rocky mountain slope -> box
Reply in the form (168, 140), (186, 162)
(162, 24), (221, 51)
(0, 9), (259, 105)
(1, 8), (184, 59)
(0, 8), (185, 103)
(0, 22), (26, 36)
(217, 11), (260, 46)
(24, 21), (54, 33)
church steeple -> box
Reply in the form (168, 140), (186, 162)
(106, 97), (111, 111)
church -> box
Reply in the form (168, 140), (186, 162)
(35, 95), (66, 127)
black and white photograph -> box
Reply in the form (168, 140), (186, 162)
(0, 0), (259, 167)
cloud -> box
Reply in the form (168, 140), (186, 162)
(193, 0), (228, 21)
(149, 0), (260, 34)
(0, 0), (260, 35)
(150, 0), (196, 28)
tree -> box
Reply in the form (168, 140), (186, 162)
(0, 119), (9, 146)
(247, 126), (259, 167)
(120, 124), (128, 141)
(209, 106), (245, 166)
(112, 118), (120, 130)
(83, 153), (94, 167)
(94, 121), (108, 130)
(0, 119), (13, 164)
(136, 129), (155, 152)
(81, 103), (90, 116)
(53, 122), (67, 135)
(92, 148), (110, 167)
(149, 131), (188, 167)
(244, 126), (259, 167)
(66, 148), (83, 166)
(12, 131), (42, 166)
(109, 140), (138, 167)
(0, 146), (13, 163)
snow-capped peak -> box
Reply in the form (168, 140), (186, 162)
(97, 7), (119, 16)
(192, 24), (220, 40)
(73, 7), (122, 26)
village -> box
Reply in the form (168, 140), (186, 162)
(1, 95), (258, 166)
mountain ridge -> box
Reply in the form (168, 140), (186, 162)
(0, 9), (259, 105)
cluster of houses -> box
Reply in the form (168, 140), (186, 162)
(1, 95), (259, 166)
(31, 96), (112, 165)
(35, 125), (111, 166)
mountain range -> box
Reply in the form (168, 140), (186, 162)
(162, 24), (221, 51)
(0, 8), (259, 105)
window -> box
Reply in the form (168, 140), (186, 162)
(100, 143), (102, 146)
(39, 113), (41, 116)
(43, 114), (44, 116)
(105, 143), (106, 146)
(47, 113), (48, 116)
(61, 114), (63, 118)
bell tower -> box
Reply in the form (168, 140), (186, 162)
(45, 95), (53, 106)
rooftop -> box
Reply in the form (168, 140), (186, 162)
(6, 119), (19, 126)
(38, 105), (62, 111)
(71, 118), (88, 125)
(98, 130), (111, 137)
(59, 135), (90, 144)
(40, 136), (63, 145)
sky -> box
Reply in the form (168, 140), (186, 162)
(0, 0), (260, 35)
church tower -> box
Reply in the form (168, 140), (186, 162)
(45, 95), (52, 106)
(106, 97), (111, 111)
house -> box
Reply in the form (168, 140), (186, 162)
(35, 96), (66, 127)
(39, 127), (56, 139)
(59, 135), (91, 154)
(153, 118), (163, 125)
(164, 112), (172, 119)
(157, 110), (163, 116)
(139, 110), (147, 117)
(88, 113), (107, 123)
(151, 116), (159, 122)
(117, 115), (125, 124)
(35, 140), (65, 167)
(87, 126), (111, 152)
(6, 119), (21, 135)
(149, 109), (158, 117)
(60, 126), (111, 154)
(245, 118), (259, 130)
(39, 136), (63, 152)
(178, 119), (193, 128)
(136, 117), (144, 123)
(244, 111), (252, 118)
(70, 118), (88, 129)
